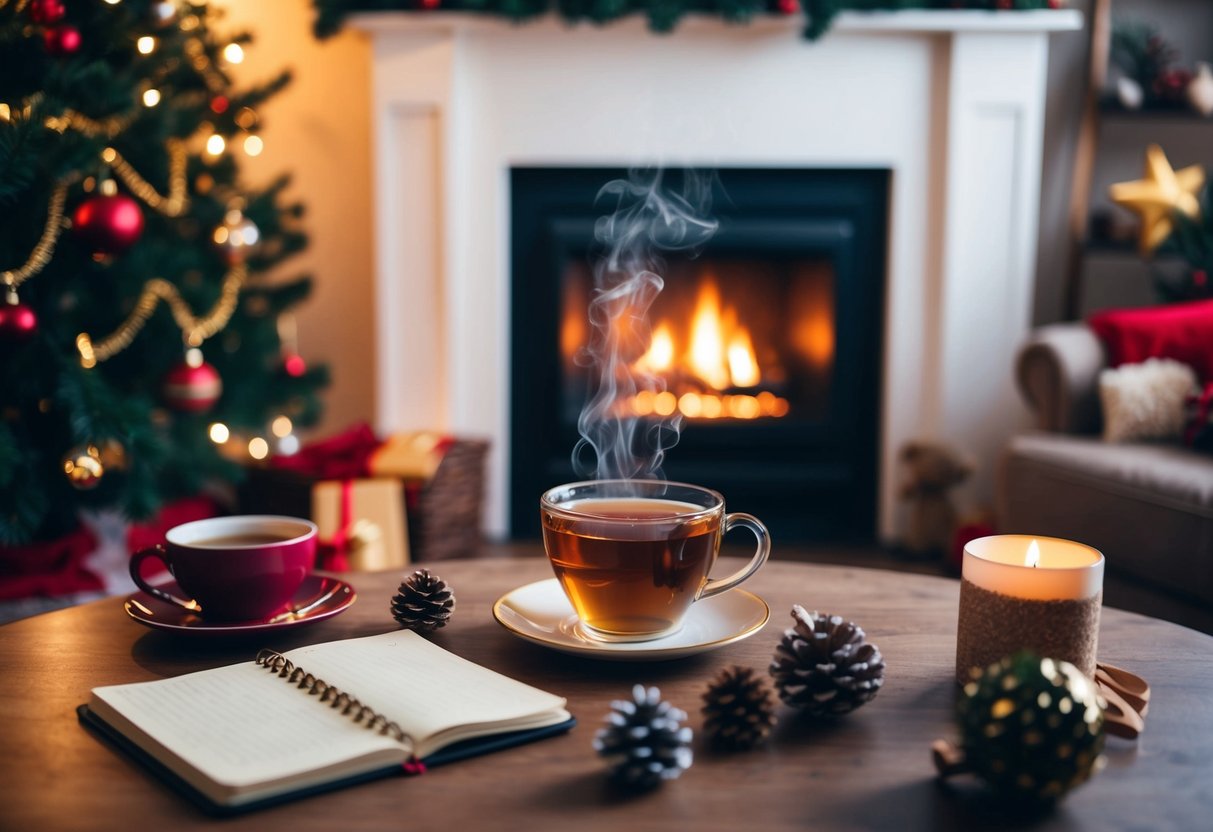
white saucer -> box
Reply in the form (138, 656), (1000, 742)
(492, 579), (769, 661)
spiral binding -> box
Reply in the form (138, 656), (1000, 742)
(254, 649), (415, 755)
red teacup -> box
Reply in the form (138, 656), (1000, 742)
(129, 515), (317, 622)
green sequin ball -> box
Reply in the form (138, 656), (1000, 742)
(958, 651), (1106, 803)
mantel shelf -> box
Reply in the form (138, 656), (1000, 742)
(350, 9), (1082, 37)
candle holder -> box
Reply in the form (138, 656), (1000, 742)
(956, 535), (1104, 684)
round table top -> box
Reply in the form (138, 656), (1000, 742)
(0, 556), (1209, 831)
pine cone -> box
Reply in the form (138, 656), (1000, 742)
(702, 665), (777, 751)
(769, 605), (885, 716)
(390, 569), (455, 633)
(593, 685), (693, 789)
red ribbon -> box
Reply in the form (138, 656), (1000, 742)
(315, 479), (353, 572)
(270, 422), (380, 480)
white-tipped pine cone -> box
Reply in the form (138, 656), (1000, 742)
(593, 684), (693, 789)
(769, 605), (885, 716)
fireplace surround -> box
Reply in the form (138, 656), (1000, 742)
(353, 10), (1082, 540)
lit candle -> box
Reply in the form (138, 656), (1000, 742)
(955, 535), (1104, 683)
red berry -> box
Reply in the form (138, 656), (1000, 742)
(43, 24), (81, 56)
(28, 0), (67, 25)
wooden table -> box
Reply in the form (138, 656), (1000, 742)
(1, 557), (1210, 831)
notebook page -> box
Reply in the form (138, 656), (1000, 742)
(285, 631), (567, 744)
(91, 661), (403, 788)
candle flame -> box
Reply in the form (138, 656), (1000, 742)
(1025, 539), (1041, 568)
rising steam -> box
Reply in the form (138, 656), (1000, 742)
(573, 168), (718, 481)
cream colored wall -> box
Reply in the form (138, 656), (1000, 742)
(213, 0), (374, 435)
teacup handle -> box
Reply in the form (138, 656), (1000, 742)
(699, 512), (771, 600)
(129, 545), (202, 613)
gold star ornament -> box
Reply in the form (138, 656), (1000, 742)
(1109, 144), (1205, 254)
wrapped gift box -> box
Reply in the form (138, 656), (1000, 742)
(238, 425), (488, 563)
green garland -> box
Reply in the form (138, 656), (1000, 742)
(313, 1), (1062, 41)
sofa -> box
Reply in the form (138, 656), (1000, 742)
(998, 323), (1213, 604)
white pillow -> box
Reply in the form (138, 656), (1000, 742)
(1100, 358), (1197, 443)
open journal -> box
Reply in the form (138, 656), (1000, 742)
(78, 631), (573, 813)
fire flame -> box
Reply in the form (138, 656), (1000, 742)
(1025, 539), (1041, 568)
(628, 275), (788, 420)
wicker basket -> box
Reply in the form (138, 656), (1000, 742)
(406, 438), (490, 562)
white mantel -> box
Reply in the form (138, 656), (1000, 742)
(353, 10), (1082, 540)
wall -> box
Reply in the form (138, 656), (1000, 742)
(213, 0), (374, 435)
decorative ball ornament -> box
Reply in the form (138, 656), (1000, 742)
(0, 293), (38, 344)
(28, 0), (67, 25)
(1109, 144), (1206, 254)
(769, 605), (885, 716)
(43, 24), (81, 56)
(701, 665), (778, 751)
(420, 0), (441, 9)
(593, 685), (692, 790)
(934, 652), (1106, 805)
(63, 444), (104, 490)
(72, 193), (144, 258)
(391, 569), (455, 633)
(775, 0), (798, 14)
(148, 1), (178, 27)
(282, 353), (307, 378)
(212, 210), (260, 265)
(162, 349), (222, 413)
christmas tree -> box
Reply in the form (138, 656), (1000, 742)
(0, 0), (328, 549)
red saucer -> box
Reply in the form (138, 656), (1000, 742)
(124, 574), (356, 636)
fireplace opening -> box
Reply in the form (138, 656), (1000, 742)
(511, 168), (889, 543)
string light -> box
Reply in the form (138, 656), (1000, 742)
(243, 135), (263, 157)
(103, 0), (121, 5)
(205, 134), (225, 156)
(277, 434), (300, 456)
(142, 89), (161, 107)
(234, 108), (257, 130)
(248, 437), (269, 460)
(209, 423), (230, 443)
(271, 416), (293, 438)
(136, 36), (156, 55)
(223, 43), (244, 64)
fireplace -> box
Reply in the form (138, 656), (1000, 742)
(510, 168), (888, 541)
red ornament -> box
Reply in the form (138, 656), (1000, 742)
(775, 0), (798, 13)
(283, 353), (307, 378)
(210, 96), (230, 114)
(420, 0), (440, 9)
(995, 0), (1013, 9)
(0, 299), (38, 344)
(43, 24), (81, 56)
(28, 0), (67, 25)
(163, 356), (223, 413)
(72, 194), (144, 258)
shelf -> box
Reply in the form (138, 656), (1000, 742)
(1098, 99), (1213, 124)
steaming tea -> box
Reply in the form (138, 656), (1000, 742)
(541, 498), (721, 638)
(191, 533), (294, 548)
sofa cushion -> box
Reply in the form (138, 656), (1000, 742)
(1088, 299), (1213, 381)
(999, 432), (1213, 603)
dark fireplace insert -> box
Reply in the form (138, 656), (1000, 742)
(510, 167), (888, 543)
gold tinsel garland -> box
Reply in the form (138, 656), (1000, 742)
(104, 140), (189, 217)
(76, 261), (247, 367)
(0, 181), (69, 291)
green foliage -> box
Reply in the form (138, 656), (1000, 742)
(312, 0), (1061, 41)
(0, 1), (328, 546)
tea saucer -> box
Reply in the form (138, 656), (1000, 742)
(492, 579), (769, 661)
(124, 574), (356, 636)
